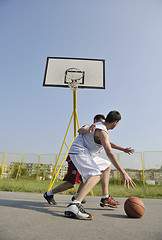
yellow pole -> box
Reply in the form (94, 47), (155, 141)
(73, 88), (94, 196)
(0, 153), (6, 179)
(48, 88), (80, 191)
(76, 108), (80, 129)
(16, 154), (24, 179)
(48, 137), (74, 190)
(36, 154), (40, 180)
(90, 189), (94, 196)
(48, 111), (74, 190)
(141, 152), (145, 185)
(73, 89), (77, 139)
(117, 153), (121, 185)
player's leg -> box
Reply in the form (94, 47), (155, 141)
(93, 156), (121, 208)
(44, 181), (74, 205)
(65, 152), (102, 220)
(65, 175), (101, 220)
(71, 181), (87, 204)
(64, 160), (86, 203)
(52, 182), (75, 193)
(100, 164), (111, 196)
(76, 181), (84, 193)
(100, 166), (121, 208)
(75, 175), (101, 202)
(44, 157), (76, 205)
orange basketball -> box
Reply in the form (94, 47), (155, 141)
(124, 197), (145, 218)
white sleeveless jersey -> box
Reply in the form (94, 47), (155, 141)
(69, 122), (108, 155)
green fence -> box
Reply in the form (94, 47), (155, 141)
(0, 151), (162, 185)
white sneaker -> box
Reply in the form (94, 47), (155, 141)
(65, 203), (93, 220)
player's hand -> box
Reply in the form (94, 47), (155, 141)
(124, 147), (134, 155)
(89, 124), (96, 132)
(122, 172), (136, 189)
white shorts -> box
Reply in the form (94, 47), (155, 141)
(69, 151), (111, 183)
(93, 155), (111, 171)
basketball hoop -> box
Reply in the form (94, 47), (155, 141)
(64, 68), (85, 90)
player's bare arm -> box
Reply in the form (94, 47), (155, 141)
(95, 129), (136, 189)
(110, 143), (134, 154)
(78, 124), (90, 134)
(78, 124), (96, 134)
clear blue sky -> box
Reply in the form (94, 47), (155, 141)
(0, 0), (162, 155)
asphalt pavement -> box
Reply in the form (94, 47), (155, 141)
(0, 191), (161, 240)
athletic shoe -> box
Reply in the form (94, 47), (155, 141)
(43, 192), (57, 205)
(71, 196), (86, 204)
(65, 203), (93, 220)
(100, 196), (121, 208)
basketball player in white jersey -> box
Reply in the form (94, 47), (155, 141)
(65, 110), (136, 220)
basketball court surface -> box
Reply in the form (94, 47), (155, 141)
(0, 191), (161, 240)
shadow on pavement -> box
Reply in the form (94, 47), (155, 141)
(0, 198), (65, 218)
(103, 213), (128, 218)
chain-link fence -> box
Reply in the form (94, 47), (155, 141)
(0, 151), (162, 185)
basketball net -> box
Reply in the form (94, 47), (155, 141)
(65, 68), (84, 90)
(68, 80), (79, 90)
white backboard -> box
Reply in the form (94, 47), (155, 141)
(43, 57), (105, 89)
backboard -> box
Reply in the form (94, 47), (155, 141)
(43, 57), (105, 89)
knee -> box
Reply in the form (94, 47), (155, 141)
(70, 183), (75, 188)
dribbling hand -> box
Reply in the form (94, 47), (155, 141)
(123, 173), (136, 189)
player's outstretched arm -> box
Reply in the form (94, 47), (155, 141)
(110, 142), (134, 155)
(98, 130), (136, 189)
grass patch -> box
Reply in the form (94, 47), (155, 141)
(92, 183), (162, 199)
(0, 179), (162, 199)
